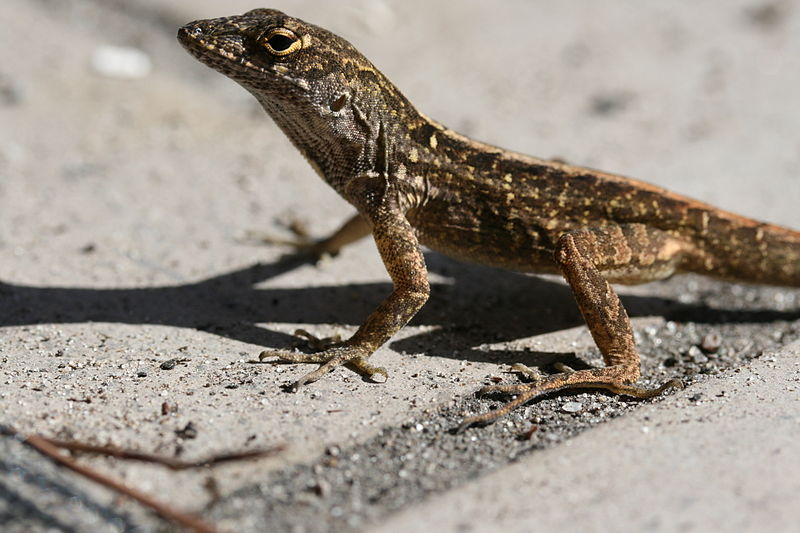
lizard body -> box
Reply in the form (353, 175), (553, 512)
(178, 9), (800, 429)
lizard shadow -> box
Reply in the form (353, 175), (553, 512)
(0, 252), (797, 367)
(393, 253), (800, 367)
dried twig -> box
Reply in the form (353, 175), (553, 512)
(43, 438), (286, 470)
(2, 425), (284, 532)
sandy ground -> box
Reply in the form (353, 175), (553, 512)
(1, 1), (799, 532)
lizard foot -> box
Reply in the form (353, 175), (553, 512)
(475, 362), (547, 396)
(456, 368), (683, 433)
(259, 331), (388, 390)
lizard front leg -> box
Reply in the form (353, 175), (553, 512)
(251, 213), (371, 261)
(261, 177), (430, 390)
(459, 224), (685, 431)
(308, 213), (371, 258)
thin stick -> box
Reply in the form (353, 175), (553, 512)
(3, 426), (221, 533)
(42, 438), (285, 470)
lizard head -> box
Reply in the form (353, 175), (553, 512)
(178, 9), (414, 180)
(178, 9), (345, 96)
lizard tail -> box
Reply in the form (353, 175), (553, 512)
(686, 214), (800, 288)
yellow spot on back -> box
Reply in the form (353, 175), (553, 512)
(429, 134), (438, 150)
(503, 174), (513, 183)
(409, 148), (419, 163)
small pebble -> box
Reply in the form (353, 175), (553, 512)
(312, 478), (331, 498)
(561, 401), (583, 413)
(701, 332), (722, 354)
(175, 422), (198, 439)
(687, 346), (708, 364)
(326, 445), (341, 457)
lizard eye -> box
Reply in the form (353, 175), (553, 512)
(262, 28), (302, 57)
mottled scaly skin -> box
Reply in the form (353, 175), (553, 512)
(178, 9), (800, 430)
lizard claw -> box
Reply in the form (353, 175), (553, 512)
(453, 415), (492, 434)
(453, 421), (472, 434)
(281, 381), (302, 393)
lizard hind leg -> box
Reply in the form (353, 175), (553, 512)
(458, 224), (686, 432)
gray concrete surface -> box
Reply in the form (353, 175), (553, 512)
(1, 1), (798, 532)
(378, 343), (800, 533)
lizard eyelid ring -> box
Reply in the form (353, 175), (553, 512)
(262, 28), (302, 56)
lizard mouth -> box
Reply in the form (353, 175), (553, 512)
(178, 23), (265, 77)
(178, 22), (312, 96)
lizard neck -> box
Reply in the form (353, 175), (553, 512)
(252, 84), (423, 195)
(250, 90), (358, 189)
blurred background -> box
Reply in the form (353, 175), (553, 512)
(2, 1), (798, 290)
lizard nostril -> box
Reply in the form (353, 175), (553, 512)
(178, 26), (201, 41)
(180, 25), (204, 37)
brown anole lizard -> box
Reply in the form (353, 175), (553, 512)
(178, 9), (800, 431)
